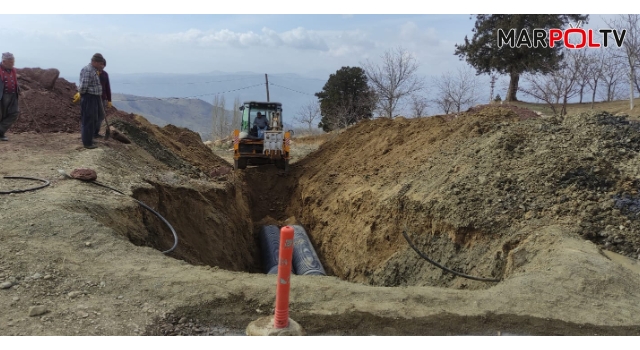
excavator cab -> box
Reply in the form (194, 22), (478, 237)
(233, 101), (291, 171)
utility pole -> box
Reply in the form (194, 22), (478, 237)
(631, 56), (635, 111)
(265, 73), (270, 102)
(490, 74), (496, 103)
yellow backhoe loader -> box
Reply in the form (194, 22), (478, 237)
(233, 101), (291, 171)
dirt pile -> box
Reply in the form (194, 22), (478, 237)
(465, 103), (541, 120)
(11, 68), (81, 133)
(8, 67), (136, 135)
(8, 68), (237, 180)
(18, 68), (60, 90)
(110, 116), (231, 178)
(286, 108), (640, 289)
(10, 67), (234, 179)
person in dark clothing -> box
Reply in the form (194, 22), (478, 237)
(0, 52), (20, 141)
(251, 112), (270, 137)
(77, 53), (105, 149)
(95, 59), (112, 138)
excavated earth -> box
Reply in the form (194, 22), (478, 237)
(2, 70), (640, 336)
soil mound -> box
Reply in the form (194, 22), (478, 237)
(109, 115), (231, 178)
(8, 67), (135, 134)
(465, 104), (541, 120)
(11, 68), (81, 133)
(288, 108), (640, 289)
(8, 67), (230, 178)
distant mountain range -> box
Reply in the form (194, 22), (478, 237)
(112, 93), (222, 140)
(113, 92), (295, 141)
(105, 71), (325, 139)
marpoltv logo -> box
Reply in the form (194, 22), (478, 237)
(497, 21), (627, 49)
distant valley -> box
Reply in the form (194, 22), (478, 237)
(106, 71), (324, 140)
(112, 93), (223, 140)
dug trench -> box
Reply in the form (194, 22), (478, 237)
(100, 180), (261, 273)
(98, 144), (508, 290)
(76, 108), (640, 335)
(81, 159), (300, 275)
(2, 69), (638, 336)
(54, 117), (510, 334)
(7, 98), (640, 335)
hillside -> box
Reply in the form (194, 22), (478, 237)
(113, 93), (296, 141)
(112, 93), (226, 140)
(107, 71), (325, 128)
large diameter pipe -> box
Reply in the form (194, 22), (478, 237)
(291, 225), (326, 276)
(259, 225), (281, 274)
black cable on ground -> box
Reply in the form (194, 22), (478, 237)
(58, 170), (178, 254)
(0, 176), (50, 194)
(402, 228), (501, 283)
(89, 180), (179, 254)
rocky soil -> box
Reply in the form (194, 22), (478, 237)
(2, 70), (640, 336)
(284, 106), (640, 290)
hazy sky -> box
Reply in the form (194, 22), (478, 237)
(0, 14), (478, 81)
(0, 3), (625, 80)
(1, 3), (637, 110)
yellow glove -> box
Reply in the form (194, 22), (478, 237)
(72, 92), (80, 104)
(108, 101), (112, 108)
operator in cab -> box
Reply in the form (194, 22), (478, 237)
(252, 112), (270, 137)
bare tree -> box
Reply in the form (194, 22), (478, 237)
(571, 49), (591, 103)
(519, 52), (582, 116)
(519, 73), (561, 115)
(604, 14), (640, 109)
(362, 46), (424, 118)
(585, 49), (606, 108)
(410, 94), (429, 118)
(232, 96), (242, 131)
(211, 94), (227, 141)
(598, 51), (626, 102)
(433, 66), (480, 114)
(433, 97), (455, 114)
(295, 99), (321, 133)
(334, 95), (372, 129)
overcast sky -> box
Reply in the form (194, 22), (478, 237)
(0, 4), (627, 79)
(0, 14), (478, 81)
(2, 3), (639, 111)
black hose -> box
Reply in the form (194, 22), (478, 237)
(59, 173), (178, 254)
(402, 228), (501, 283)
(88, 180), (178, 254)
(0, 176), (50, 194)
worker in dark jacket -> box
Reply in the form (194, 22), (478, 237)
(252, 112), (270, 137)
(0, 52), (20, 141)
(77, 53), (104, 149)
(95, 59), (112, 138)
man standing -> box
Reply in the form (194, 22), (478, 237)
(0, 52), (20, 141)
(78, 53), (104, 149)
(95, 59), (112, 138)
